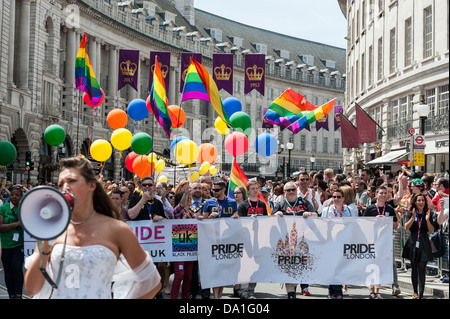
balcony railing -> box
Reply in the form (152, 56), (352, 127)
(387, 120), (413, 140)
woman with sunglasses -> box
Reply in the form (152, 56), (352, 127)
(321, 188), (352, 299)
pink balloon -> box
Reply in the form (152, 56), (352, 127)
(224, 132), (248, 157)
(125, 151), (140, 173)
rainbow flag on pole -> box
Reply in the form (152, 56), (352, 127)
(189, 59), (233, 128)
(228, 159), (272, 215)
(150, 56), (172, 137)
(75, 34), (103, 105)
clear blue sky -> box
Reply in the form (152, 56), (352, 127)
(194, 0), (347, 48)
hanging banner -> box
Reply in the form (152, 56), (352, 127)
(180, 52), (202, 93)
(244, 54), (265, 95)
(213, 53), (234, 95)
(118, 49), (139, 91)
(334, 105), (343, 130)
(316, 113), (329, 131)
(149, 51), (171, 93)
(198, 216), (393, 288)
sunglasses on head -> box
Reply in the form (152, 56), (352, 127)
(142, 183), (154, 187)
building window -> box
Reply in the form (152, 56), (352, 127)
(323, 137), (328, 153)
(426, 88), (436, 117)
(424, 6), (433, 59)
(361, 53), (365, 91)
(389, 28), (396, 74)
(438, 85), (449, 115)
(391, 100), (399, 125)
(312, 136), (317, 153)
(377, 37), (383, 81)
(400, 97), (407, 122)
(368, 45), (373, 86)
(301, 135), (306, 151)
(405, 18), (413, 66)
(334, 138), (340, 154)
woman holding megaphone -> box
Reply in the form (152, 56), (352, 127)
(24, 156), (161, 299)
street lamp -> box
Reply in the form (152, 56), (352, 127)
(278, 144), (285, 179)
(417, 103), (429, 135)
(286, 142), (294, 178)
(310, 155), (315, 171)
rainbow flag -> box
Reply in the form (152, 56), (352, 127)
(181, 62), (210, 103)
(228, 159), (272, 215)
(264, 89), (335, 134)
(150, 56), (172, 137)
(75, 34), (103, 105)
(190, 59), (233, 128)
(293, 98), (336, 133)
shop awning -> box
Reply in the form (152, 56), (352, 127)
(365, 150), (408, 165)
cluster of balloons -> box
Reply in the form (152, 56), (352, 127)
(215, 97), (278, 158)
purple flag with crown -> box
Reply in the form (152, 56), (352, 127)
(213, 54), (234, 95)
(316, 113), (329, 131)
(334, 105), (343, 130)
(118, 49), (139, 91)
(244, 54), (265, 95)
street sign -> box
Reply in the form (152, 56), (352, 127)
(413, 152), (425, 166)
(408, 128), (415, 136)
(413, 135), (425, 148)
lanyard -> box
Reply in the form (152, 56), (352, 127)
(145, 200), (153, 217)
(333, 205), (344, 217)
(248, 198), (260, 215)
(376, 205), (386, 216)
(285, 198), (299, 216)
(215, 198), (223, 217)
(416, 210), (424, 242)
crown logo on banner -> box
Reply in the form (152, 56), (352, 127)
(246, 64), (265, 81)
(120, 60), (138, 76)
(151, 62), (169, 78)
(214, 64), (232, 81)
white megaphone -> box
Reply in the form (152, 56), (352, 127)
(19, 186), (75, 241)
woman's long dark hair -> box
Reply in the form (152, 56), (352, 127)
(410, 193), (429, 214)
(59, 156), (121, 220)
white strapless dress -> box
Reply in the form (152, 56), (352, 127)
(48, 244), (117, 299)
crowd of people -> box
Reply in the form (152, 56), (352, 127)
(0, 159), (449, 299)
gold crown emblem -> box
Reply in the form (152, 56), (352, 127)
(151, 62), (169, 78)
(214, 64), (232, 81)
(246, 64), (265, 81)
(120, 60), (138, 76)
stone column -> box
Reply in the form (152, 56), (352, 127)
(7, 0), (16, 86)
(17, 0), (31, 89)
(107, 45), (117, 98)
(65, 27), (76, 87)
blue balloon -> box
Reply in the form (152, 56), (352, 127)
(127, 99), (148, 121)
(223, 97), (242, 118)
(255, 133), (278, 157)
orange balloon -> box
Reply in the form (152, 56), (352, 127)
(168, 105), (186, 129)
(132, 155), (156, 178)
(197, 143), (218, 164)
(107, 109), (128, 130)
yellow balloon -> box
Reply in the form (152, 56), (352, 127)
(111, 128), (132, 151)
(200, 161), (211, 172)
(214, 117), (230, 135)
(158, 175), (168, 183)
(175, 140), (199, 165)
(209, 165), (217, 175)
(148, 152), (158, 164)
(155, 159), (165, 173)
(90, 139), (112, 162)
(190, 171), (199, 182)
(198, 168), (207, 176)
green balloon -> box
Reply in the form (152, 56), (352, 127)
(230, 111), (252, 137)
(0, 141), (17, 166)
(44, 124), (66, 146)
(131, 132), (153, 155)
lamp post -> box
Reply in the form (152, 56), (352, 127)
(310, 155), (315, 172)
(286, 142), (294, 178)
(417, 103), (429, 136)
(278, 144), (285, 179)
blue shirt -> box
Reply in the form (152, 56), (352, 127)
(321, 204), (353, 217)
(203, 197), (237, 218)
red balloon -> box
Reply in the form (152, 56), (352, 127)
(125, 151), (140, 173)
(225, 132), (248, 157)
(132, 155), (155, 178)
(145, 95), (154, 114)
(168, 105), (186, 129)
(83, 88), (105, 107)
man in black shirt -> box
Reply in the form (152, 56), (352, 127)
(363, 186), (398, 299)
(238, 180), (267, 217)
(128, 176), (165, 221)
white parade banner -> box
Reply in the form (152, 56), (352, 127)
(197, 216), (393, 288)
(24, 219), (199, 262)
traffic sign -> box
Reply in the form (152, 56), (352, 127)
(413, 135), (425, 148)
(413, 152), (425, 166)
(408, 128), (415, 136)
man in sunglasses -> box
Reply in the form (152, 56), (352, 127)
(273, 181), (317, 299)
(127, 176), (165, 221)
(297, 172), (322, 215)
